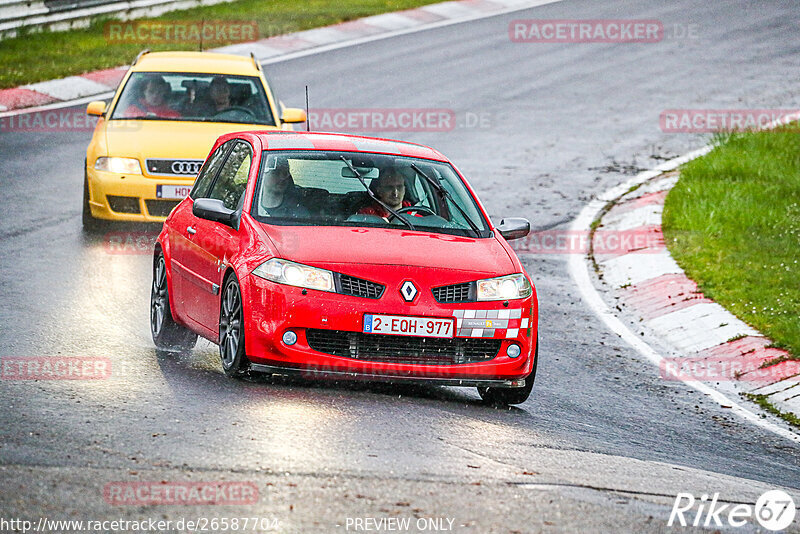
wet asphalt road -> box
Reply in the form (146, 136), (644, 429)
(1, 0), (799, 532)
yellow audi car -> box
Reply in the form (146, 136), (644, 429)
(83, 51), (306, 226)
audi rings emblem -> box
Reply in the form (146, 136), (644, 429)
(170, 161), (203, 175)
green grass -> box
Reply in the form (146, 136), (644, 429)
(662, 129), (800, 358)
(744, 393), (800, 429)
(0, 0), (437, 89)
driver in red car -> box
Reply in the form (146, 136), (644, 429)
(358, 168), (412, 219)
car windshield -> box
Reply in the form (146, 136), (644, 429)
(250, 151), (491, 238)
(109, 71), (275, 125)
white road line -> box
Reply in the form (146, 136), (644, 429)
(567, 148), (800, 443)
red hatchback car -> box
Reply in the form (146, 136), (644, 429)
(151, 131), (538, 404)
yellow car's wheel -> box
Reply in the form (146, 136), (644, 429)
(82, 165), (100, 231)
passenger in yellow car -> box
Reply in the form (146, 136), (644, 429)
(121, 76), (180, 119)
(209, 77), (233, 112)
(182, 77), (236, 117)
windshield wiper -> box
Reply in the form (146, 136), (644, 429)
(409, 163), (481, 237)
(339, 156), (415, 231)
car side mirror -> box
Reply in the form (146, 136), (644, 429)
(497, 217), (530, 240)
(193, 198), (236, 226)
(86, 101), (107, 117)
(281, 108), (307, 124)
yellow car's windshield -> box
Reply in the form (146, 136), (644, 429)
(109, 71), (275, 125)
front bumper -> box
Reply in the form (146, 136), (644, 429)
(249, 363), (528, 388)
(86, 167), (192, 222)
(241, 274), (538, 384)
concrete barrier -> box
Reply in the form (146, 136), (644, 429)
(0, 0), (234, 39)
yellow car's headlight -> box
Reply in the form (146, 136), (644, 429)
(476, 273), (531, 301)
(252, 258), (334, 292)
(94, 157), (142, 175)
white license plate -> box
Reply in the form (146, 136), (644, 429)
(363, 314), (454, 338)
(157, 184), (192, 199)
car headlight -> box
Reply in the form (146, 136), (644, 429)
(94, 157), (142, 175)
(476, 273), (531, 301)
(252, 258), (334, 292)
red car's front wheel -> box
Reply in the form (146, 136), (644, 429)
(477, 336), (537, 406)
(219, 274), (250, 377)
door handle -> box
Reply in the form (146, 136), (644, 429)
(187, 226), (197, 235)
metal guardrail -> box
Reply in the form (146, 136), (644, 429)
(0, 0), (232, 38)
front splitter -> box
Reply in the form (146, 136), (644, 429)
(249, 363), (526, 388)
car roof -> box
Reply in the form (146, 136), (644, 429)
(241, 131), (449, 161)
(130, 51), (261, 76)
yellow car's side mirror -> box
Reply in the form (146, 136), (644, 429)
(280, 108), (307, 124)
(86, 101), (107, 117)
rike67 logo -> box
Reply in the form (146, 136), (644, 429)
(669, 490), (796, 531)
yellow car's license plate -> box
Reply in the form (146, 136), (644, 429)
(157, 184), (192, 199)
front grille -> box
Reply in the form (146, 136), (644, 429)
(145, 199), (180, 217)
(145, 158), (204, 177)
(432, 282), (474, 303)
(107, 195), (141, 214)
(336, 274), (385, 299)
(306, 329), (500, 365)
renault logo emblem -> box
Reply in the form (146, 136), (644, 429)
(400, 281), (418, 302)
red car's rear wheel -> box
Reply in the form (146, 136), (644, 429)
(150, 253), (197, 351)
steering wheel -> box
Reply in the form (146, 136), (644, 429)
(212, 106), (255, 118)
(389, 205), (437, 221)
